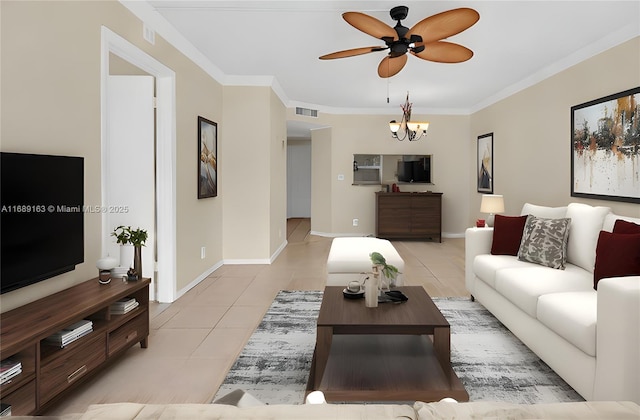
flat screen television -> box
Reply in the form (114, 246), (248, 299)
(1, 152), (84, 294)
(397, 157), (431, 183)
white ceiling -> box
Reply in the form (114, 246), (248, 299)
(128, 0), (638, 139)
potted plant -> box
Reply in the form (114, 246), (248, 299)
(111, 226), (148, 279)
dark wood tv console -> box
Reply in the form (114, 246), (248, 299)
(0, 277), (150, 415)
(375, 192), (442, 242)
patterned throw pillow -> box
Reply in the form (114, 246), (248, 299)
(517, 215), (571, 269)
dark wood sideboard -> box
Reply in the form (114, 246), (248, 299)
(375, 192), (442, 242)
(0, 277), (150, 415)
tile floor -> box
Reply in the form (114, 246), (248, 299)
(46, 219), (468, 415)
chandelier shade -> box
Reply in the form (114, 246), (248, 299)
(389, 93), (429, 141)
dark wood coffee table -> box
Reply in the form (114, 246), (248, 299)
(306, 286), (468, 402)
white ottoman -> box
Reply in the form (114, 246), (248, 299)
(326, 237), (405, 286)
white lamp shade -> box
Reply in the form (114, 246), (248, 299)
(407, 122), (429, 132)
(389, 121), (401, 133)
(480, 194), (505, 214)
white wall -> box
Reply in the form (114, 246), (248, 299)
(287, 139), (312, 218)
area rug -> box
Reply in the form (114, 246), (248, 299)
(213, 291), (583, 405)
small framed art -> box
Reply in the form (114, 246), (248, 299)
(198, 116), (217, 199)
(477, 133), (493, 193)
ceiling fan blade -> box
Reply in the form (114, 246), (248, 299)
(411, 41), (474, 63)
(319, 46), (387, 60)
(343, 12), (398, 41)
(377, 54), (408, 78)
(407, 8), (479, 44)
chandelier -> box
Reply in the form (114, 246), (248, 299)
(389, 93), (429, 141)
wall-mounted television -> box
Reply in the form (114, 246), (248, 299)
(397, 157), (431, 183)
(1, 152), (84, 294)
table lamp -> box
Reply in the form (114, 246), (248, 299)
(480, 194), (504, 227)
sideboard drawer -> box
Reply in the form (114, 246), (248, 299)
(40, 335), (106, 404)
(108, 311), (149, 357)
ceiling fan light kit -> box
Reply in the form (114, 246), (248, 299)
(320, 5), (480, 78)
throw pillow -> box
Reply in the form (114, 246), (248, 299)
(491, 215), (528, 256)
(520, 203), (568, 219)
(518, 215), (571, 269)
(613, 219), (640, 234)
(593, 231), (640, 289)
(564, 203), (611, 273)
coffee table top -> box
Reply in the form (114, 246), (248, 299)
(318, 286), (448, 330)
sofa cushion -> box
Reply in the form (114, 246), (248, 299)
(414, 400), (640, 419)
(473, 255), (532, 288)
(613, 219), (640, 234)
(491, 215), (528, 256)
(521, 203), (567, 219)
(593, 231), (640, 289)
(494, 264), (593, 317)
(518, 215), (571, 269)
(564, 203), (611, 273)
(80, 402), (419, 419)
(537, 291), (597, 356)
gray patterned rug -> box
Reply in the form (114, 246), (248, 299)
(213, 291), (583, 405)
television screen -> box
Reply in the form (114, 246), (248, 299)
(397, 157), (431, 183)
(1, 152), (84, 294)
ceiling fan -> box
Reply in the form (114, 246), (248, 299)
(320, 5), (480, 78)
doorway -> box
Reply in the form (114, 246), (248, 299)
(101, 27), (177, 302)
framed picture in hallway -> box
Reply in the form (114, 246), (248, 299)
(198, 116), (217, 199)
(477, 133), (493, 193)
(571, 87), (640, 203)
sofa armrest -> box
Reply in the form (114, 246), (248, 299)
(594, 276), (640, 403)
(464, 227), (494, 294)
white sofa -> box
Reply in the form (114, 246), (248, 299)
(39, 400), (640, 419)
(465, 202), (640, 403)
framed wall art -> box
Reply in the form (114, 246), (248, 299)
(477, 132), (493, 193)
(571, 87), (639, 203)
(198, 116), (217, 199)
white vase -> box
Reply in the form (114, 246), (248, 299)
(119, 244), (134, 269)
(365, 270), (379, 308)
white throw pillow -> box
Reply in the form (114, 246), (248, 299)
(521, 203), (568, 219)
(565, 203), (611, 273)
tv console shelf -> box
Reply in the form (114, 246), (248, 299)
(0, 277), (150, 415)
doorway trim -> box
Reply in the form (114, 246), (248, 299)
(100, 26), (177, 302)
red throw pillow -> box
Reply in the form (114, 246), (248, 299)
(593, 231), (640, 290)
(491, 215), (528, 256)
(613, 219), (640, 234)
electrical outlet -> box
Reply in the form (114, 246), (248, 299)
(200, 247), (206, 259)
(353, 218), (359, 226)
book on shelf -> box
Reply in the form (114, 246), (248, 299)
(43, 319), (93, 348)
(0, 358), (22, 385)
(0, 402), (11, 417)
(110, 298), (139, 315)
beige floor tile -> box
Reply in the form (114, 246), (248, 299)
(162, 305), (230, 329)
(191, 327), (253, 360)
(145, 328), (211, 358)
(215, 305), (267, 329)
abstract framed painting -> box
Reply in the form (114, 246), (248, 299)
(571, 87), (640, 203)
(477, 133), (493, 193)
(198, 116), (217, 199)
